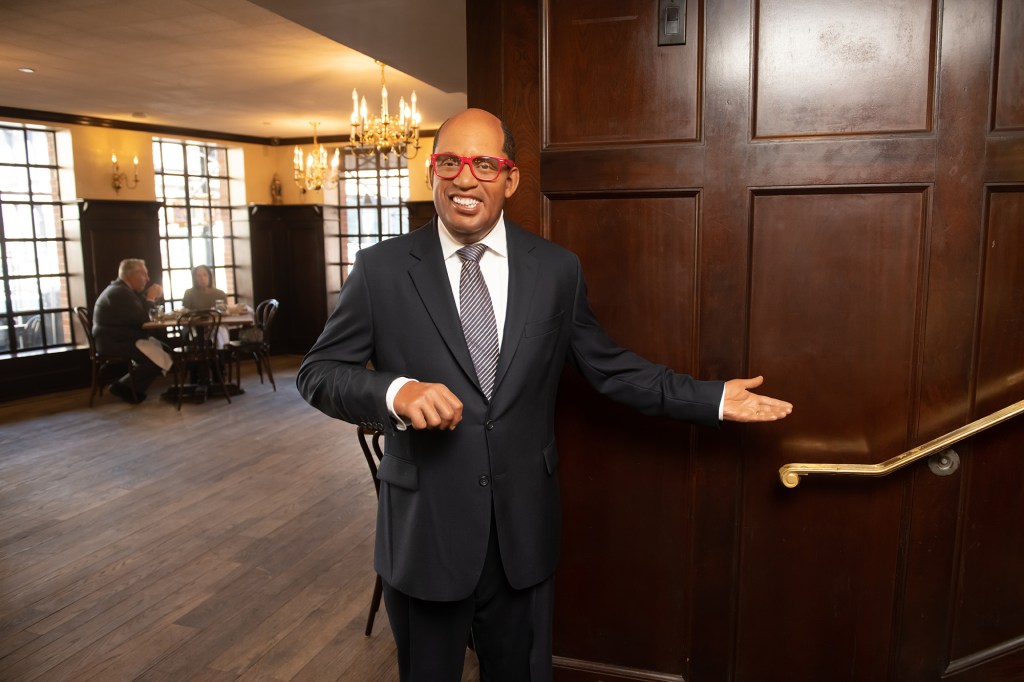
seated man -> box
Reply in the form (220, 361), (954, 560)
(92, 258), (171, 403)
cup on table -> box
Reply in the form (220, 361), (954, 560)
(214, 299), (226, 313)
(148, 307), (162, 322)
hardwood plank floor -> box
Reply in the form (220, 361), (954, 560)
(0, 357), (480, 681)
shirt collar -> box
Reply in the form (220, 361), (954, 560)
(437, 213), (508, 261)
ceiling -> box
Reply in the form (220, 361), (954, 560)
(0, 0), (468, 140)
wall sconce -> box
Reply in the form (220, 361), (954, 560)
(111, 153), (139, 192)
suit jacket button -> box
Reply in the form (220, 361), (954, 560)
(478, 475), (490, 487)
(486, 420), (495, 430)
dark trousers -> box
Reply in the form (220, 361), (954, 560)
(382, 514), (554, 682)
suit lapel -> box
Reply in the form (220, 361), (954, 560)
(407, 220), (480, 391)
(494, 224), (538, 394)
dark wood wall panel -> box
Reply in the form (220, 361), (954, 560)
(975, 188), (1024, 413)
(734, 189), (926, 681)
(549, 195), (699, 366)
(546, 1), (701, 147)
(949, 417), (1024, 666)
(248, 205), (327, 355)
(753, 0), (936, 138)
(549, 195), (698, 677)
(747, 190), (926, 452)
(993, 0), (1024, 130)
(944, 188), (1024, 669)
(79, 199), (162, 308)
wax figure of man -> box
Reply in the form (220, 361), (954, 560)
(93, 258), (170, 403)
(297, 108), (793, 681)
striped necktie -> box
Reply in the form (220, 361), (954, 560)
(457, 244), (499, 399)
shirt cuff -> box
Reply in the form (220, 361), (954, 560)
(386, 377), (416, 431)
(718, 388), (725, 421)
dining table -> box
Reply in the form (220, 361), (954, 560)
(142, 310), (255, 331)
(143, 309), (256, 404)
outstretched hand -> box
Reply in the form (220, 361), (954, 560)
(722, 376), (793, 422)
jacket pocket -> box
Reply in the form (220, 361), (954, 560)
(524, 311), (563, 338)
(376, 455), (419, 490)
(542, 440), (559, 476)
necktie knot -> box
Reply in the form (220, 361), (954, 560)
(457, 243), (487, 264)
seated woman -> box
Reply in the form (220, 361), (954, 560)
(182, 265), (227, 311)
(182, 264), (229, 349)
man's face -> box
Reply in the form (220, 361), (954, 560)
(430, 110), (519, 245)
(125, 265), (149, 292)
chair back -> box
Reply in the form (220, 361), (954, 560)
(357, 426), (384, 497)
(177, 310), (222, 354)
(255, 298), (279, 345)
(74, 306), (97, 357)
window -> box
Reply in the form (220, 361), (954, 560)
(153, 139), (244, 311)
(0, 123), (78, 356)
(323, 152), (410, 307)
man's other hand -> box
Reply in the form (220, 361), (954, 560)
(722, 376), (793, 422)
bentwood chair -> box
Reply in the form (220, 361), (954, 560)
(171, 310), (231, 409)
(225, 298), (279, 391)
(74, 306), (138, 407)
(357, 426), (385, 636)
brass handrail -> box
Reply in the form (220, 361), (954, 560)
(779, 398), (1024, 488)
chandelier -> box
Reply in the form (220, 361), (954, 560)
(293, 122), (340, 191)
(349, 61), (421, 158)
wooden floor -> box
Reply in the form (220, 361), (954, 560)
(0, 356), (480, 681)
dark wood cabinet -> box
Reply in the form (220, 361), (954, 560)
(248, 204), (327, 356)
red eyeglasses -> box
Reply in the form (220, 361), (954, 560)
(430, 153), (516, 182)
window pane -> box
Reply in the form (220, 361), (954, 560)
(10, 278), (40, 311)
(33, 204), (61, 238)
(7, 242), (37, 276)
(161, 175), (187, 201)
(207, 147), (227, 175)
(39, 276), (64, 307)
(17, 313), (42, 350)
(190, 207), (211, 232)
(25, 130), (52, 166)
(0, 128), (26, 164)
(159, 142), (185, 173)
(45, 310), (70, 345)
(29, 167), (58, 200)
(209, 178), (228, 203)
(0, 165), (29, 196)
(2, 203), (33, 238)
(189, 175), (209, 199)
(36, 241), (62, 274)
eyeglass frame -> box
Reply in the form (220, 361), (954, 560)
(429, 153), (516, 182)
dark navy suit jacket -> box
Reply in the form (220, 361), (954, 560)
(297, 219), (723, 601)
